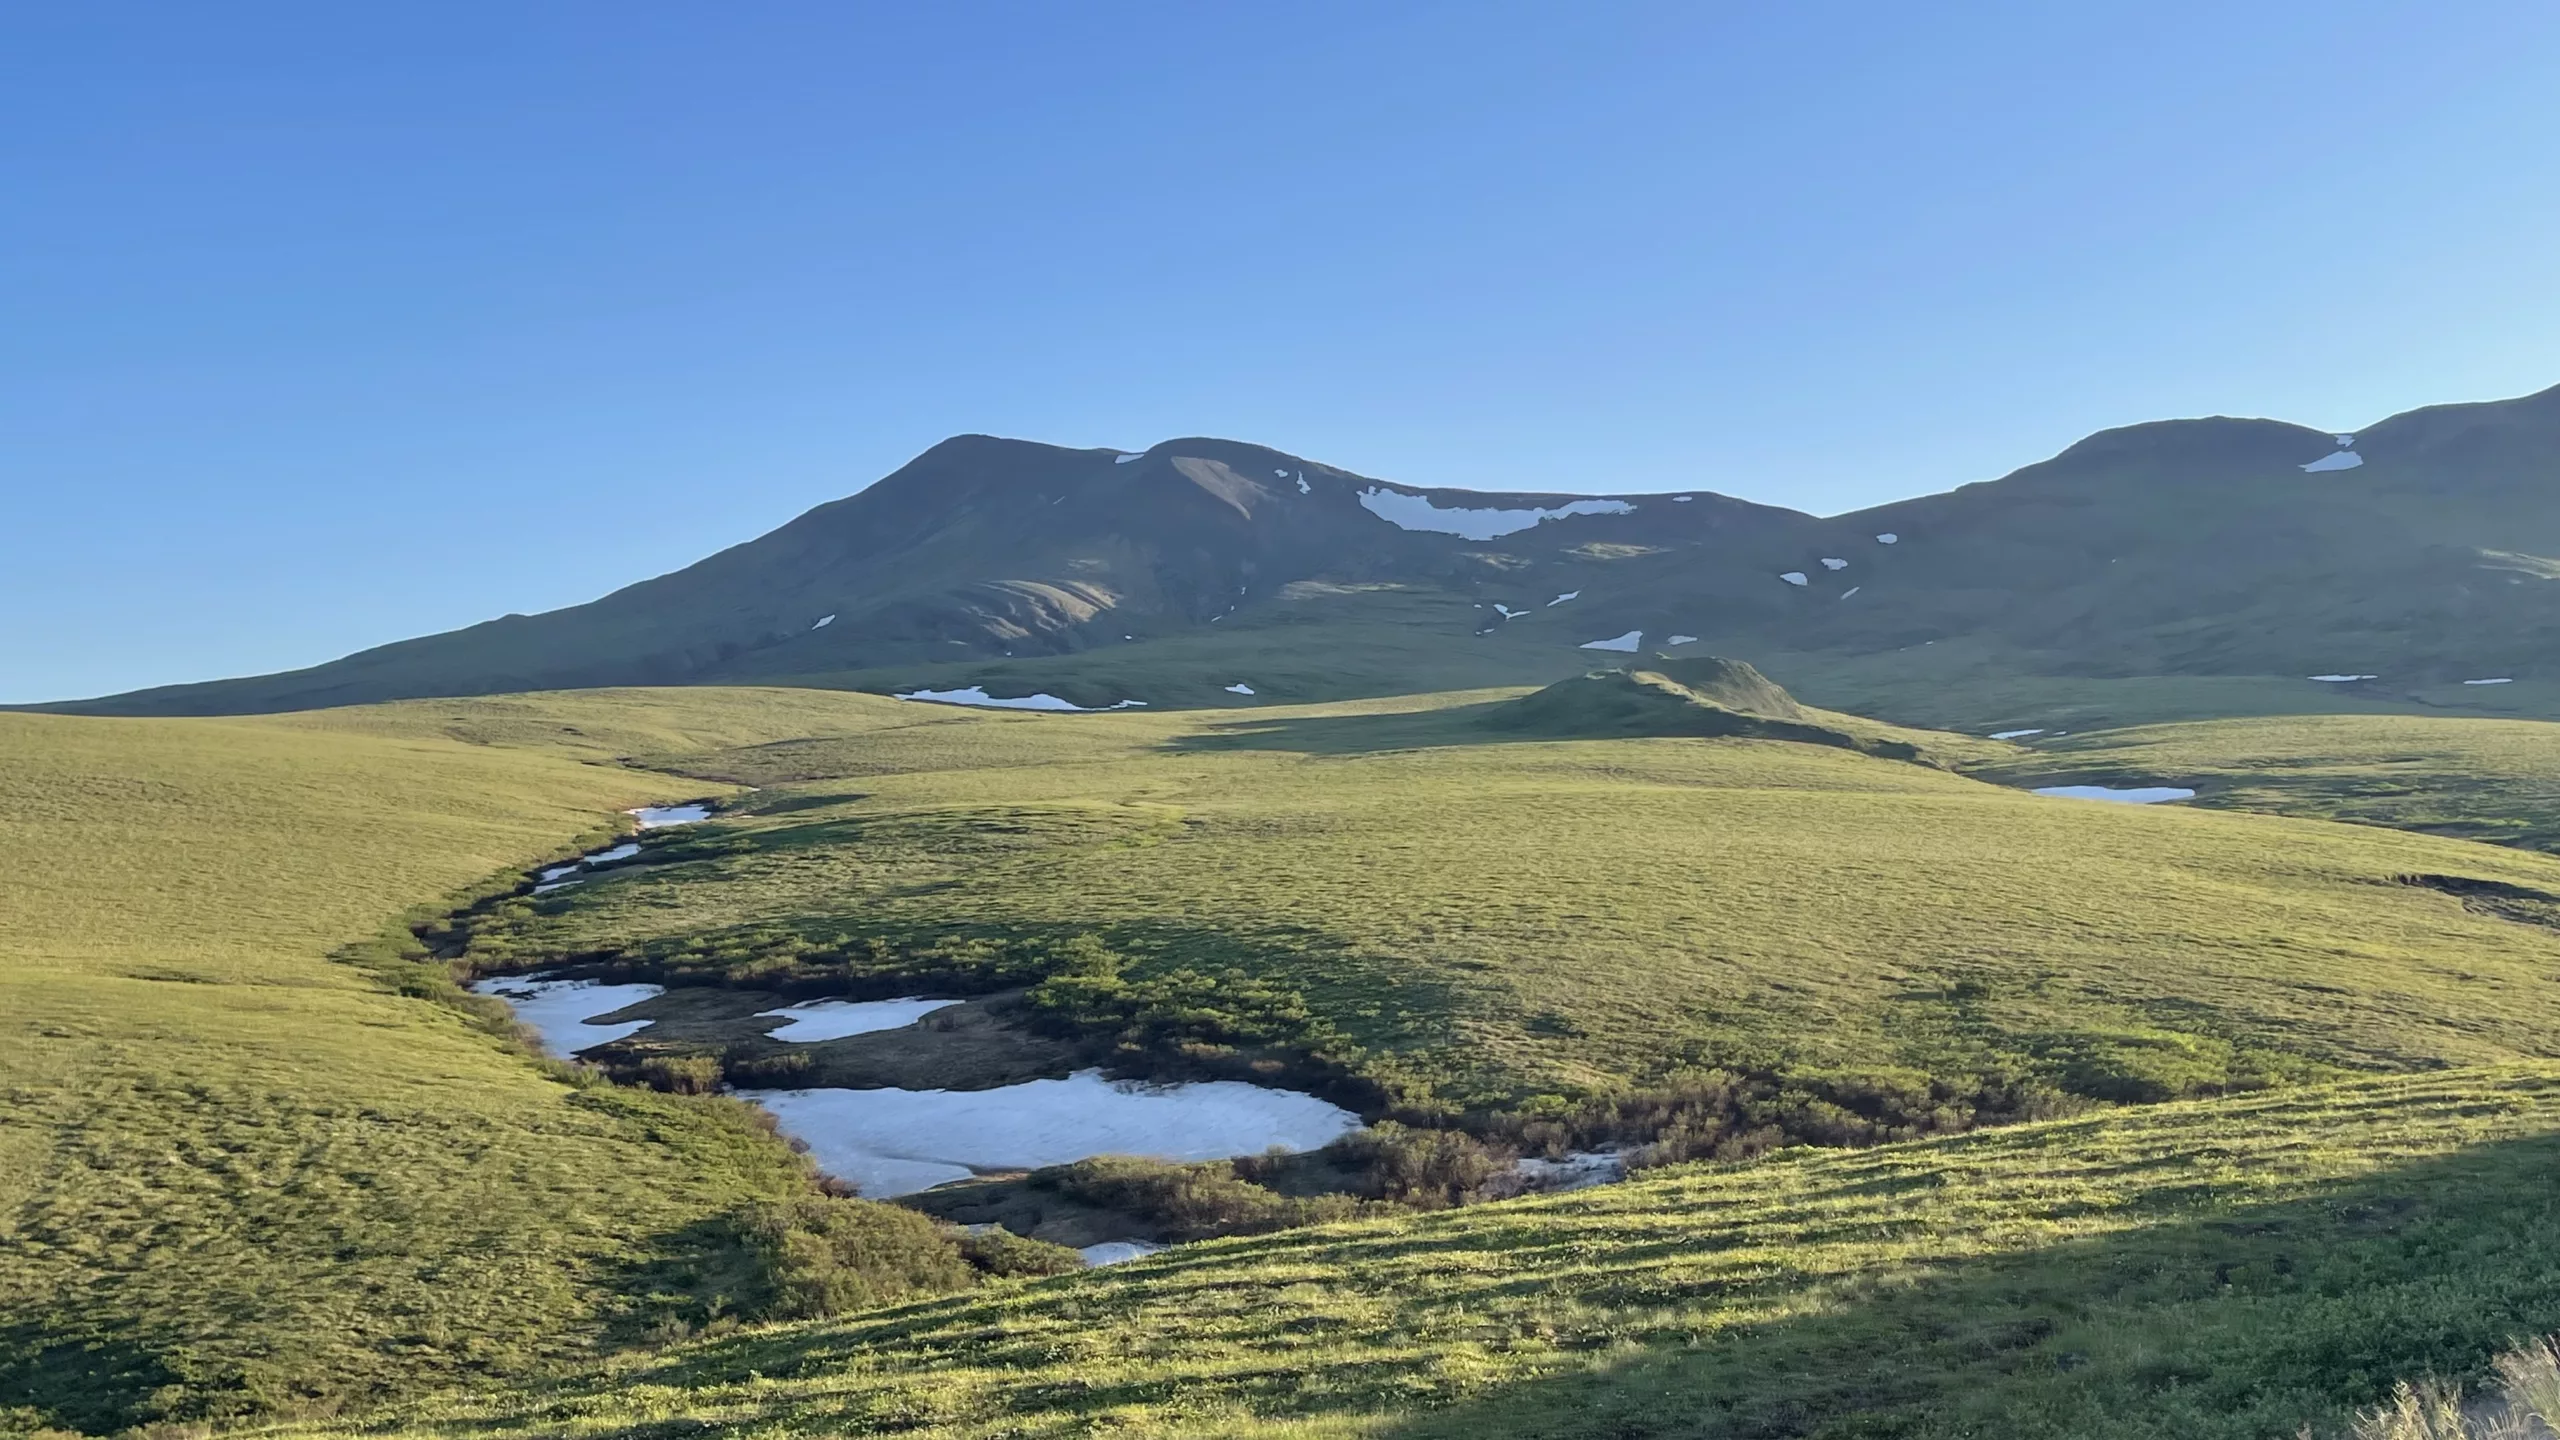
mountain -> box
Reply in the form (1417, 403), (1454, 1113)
(44, 385), (2560, 718)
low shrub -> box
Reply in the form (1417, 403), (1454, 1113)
(736, 1196), (976, 1320)
(1038, 1155), (1363, 1240)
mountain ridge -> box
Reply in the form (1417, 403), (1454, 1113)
(36, 384), (2560, 718)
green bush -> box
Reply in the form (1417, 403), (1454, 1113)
(635, 1054), (724, 1094)
(736, 1197), (976, 1321)
(1327, 1122), (1506, 1206)
(1038, 1155), (1362, 1240)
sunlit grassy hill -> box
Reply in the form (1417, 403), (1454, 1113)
(460, 687), (2560, 1109)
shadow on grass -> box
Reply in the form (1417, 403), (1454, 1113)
(506, 1127), (2560, 1440)
(1366, 1131), (2560, 1440)
(1161, 700), (1529, 756)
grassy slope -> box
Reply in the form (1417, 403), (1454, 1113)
(468, 689), (2560, 1108)
(1973, 713), (2560, 855)
(273, 1064), (2560, 1440)
(0, 710), (838, 1432)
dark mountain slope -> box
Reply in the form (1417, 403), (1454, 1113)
(43, 385), (2560, 717)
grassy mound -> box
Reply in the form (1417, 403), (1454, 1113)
(432, 689), (2560, 1114)
(269, 1064), (2560, 1439)
(1482, 654), (1962, 763)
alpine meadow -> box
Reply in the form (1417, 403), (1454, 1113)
(12, 10), (2560, 1439)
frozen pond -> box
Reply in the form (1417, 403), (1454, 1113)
(631, 803), (712, 828)
(2033, 785), (2197, 805)
(470, 977), (666, 1054)
(757, 996), (960, 1043)
(741, 1069), (1365, 1198)
(1509, 1149), (1627, 1193)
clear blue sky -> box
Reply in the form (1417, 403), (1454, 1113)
(6, 2), (2557, 703)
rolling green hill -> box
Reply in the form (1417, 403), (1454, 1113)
(40, 385), (2559, 723)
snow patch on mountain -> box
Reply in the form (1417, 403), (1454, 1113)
(1357, 487), (1636, 540)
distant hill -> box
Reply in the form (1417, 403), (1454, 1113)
(42, 385), (2560, 718)
(1484, 656), (1953, 764)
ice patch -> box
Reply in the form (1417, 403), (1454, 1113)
(2033, 786), (2197, 805)
(1548, 591), (1580, 606)
(1875, 533), (1899, 544)
(1080, 1240), (1166, 1266)
(2307, 674), (2378, 684)
(758, 997), (960, 1044)
(538, 861), (583, 883)
(1357, 487), (1636, 541)
(1224, 683), (1256, 695)
(811, 614), (835, 629)
(2302, 450), (2364, 472)
(2464, 678), (2515, 686)
(470, 978), (666, 1055)
(896, 687), (1146, 712)
(1820, 557), (1848, 571)
(1779, 572), (1809, 587)
(1667, 634), (1698, 645)
(1580, 630), (1643, 652)
(586, 842), (642, 866)
(1990, 728), (2045, 740)
(631, 804), (712, 828)
(743, 1070), (1363, 1198)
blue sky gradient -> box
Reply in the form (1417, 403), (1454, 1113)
(5, 2), (2557, 701)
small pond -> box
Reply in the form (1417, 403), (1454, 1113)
(2032, 785), (2197, 805)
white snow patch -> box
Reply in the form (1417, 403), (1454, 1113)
(758, 997), (960, 1044)
(1493, 604), (1526, 619)
(1580, 630), (1643, 652)
(2464, 678), (2515, 686)
(1672, 495), (1694, 502)
(470, 978), (666, 1055)
(1875, 533), (1899, 545)
(896, 687), (1146, 712)
(2302, 450), (2364, 472)
(742, 1070), (1363, 1198)
(1296, 473), (1311, 494)
(811, 614), (836, 629)
(1224, 683), (1256, 695)
(1356, 487), (1635, 541)
(532, 878), (584, 895)
(1820, 557), (1848, 571)
(1840, 587), (1862, 599)
(631, 804), (712, 828)
(1274, 468), (1290, 478)
(586, 842), (642, 866)
(1548, 591), (1580, 606)
(1115, 452), (1143, 464)
(1080, 1240), (1166, 1266)
(1990, 729), (2046, 740)
(1779, 572), (1809, 587)
(2334, 434), (2356, 446)
(538, 860), (583, 883)
(2033, 786), (2197, 805)
(1667, 634), (1699, 645)
(2307, 674), (2378, 684)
